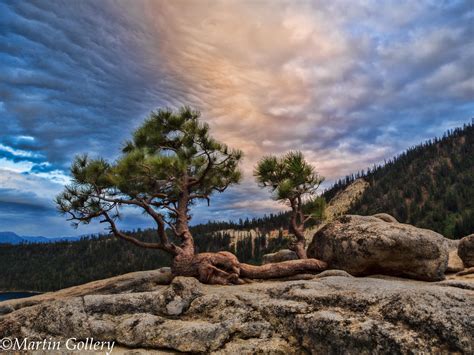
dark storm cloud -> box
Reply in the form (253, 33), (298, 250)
(0, 187), (51, 211)
(0, 186), (61, 236)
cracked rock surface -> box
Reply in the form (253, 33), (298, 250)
(1, 268), (473, 354)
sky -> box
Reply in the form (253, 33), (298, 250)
(0, 0), (473, 237)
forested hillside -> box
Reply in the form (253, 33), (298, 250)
(0, 233), (168, 292)
(0, 222), (290, 292)
(339, 123), (473, 238)
(1, 122), (472, 292)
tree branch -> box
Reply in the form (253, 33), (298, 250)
(102, 211), (177, 254)
(297, 195), (305, 226)
(140, 202), (179, 254)
(188, 150), (213, 188)
(189, 193), (211, 205)
(89, 193), (179, 254)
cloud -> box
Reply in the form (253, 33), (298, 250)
(134, 0), (473, 172)
(0, 0), (472, 235)
(0, 170), (69, 236)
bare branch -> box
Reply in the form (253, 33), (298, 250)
(90, 194), (142, 207)
(214, 184), (230, 193)
(188, 150), (213, 188)
(140, 202), (178, 253)
(87, 192), (179, 254)
(102, 211), (177, 254)
(164, 219), (179, 237)
(154, 203), (179, 214)
(189, 193), (211, 206)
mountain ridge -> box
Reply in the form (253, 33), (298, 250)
(348, 122), (474, 238)
(0, 231), (83, 245)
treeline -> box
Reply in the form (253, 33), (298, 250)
(195, 229), (289, 264)
(329, 122), (473, 238)
(0, 232), (170, 292)
(0, 227), (290, 292)
(189, 212), (291, 235)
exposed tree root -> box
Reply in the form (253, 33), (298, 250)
(457, 267), (474, 276)
(240, 258), (327, 279)
(172, 251), (328, 285)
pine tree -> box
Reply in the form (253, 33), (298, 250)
(56, 107), (326, 285)
(254, 151), (325, 258)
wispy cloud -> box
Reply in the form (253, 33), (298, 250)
(0, 0), (472, 235)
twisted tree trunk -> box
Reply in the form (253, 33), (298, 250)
(289, 216), (308, 259)
(289, 234), (308, 259)
(288, 197), (309, 259)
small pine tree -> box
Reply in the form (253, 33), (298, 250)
(254, 151), (325, 258)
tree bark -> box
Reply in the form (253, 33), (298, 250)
(289, 199), (308, 259)
(176, 180), (195, 256)
(171, 251), (242, 284)
(170, 250), (327, 285)
(290, 239), (308, 259)
(240, 258), (326, 279)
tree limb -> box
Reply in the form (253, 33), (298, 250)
(102, 211), (177, 254)
(89, 193), (179, 254)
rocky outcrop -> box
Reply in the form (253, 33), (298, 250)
(372, 213), (398, 223)
(0, 268), (173, 316)
(303, 178), (370, 242)
(262, 249), (298, 264)
(324, 178), (369, 221)
(442, 239), (465, 273)
(307, 215), (450, 281)
(447, 249), (465, 273)
(459, 234), (474, 267)
(0, 270), (472, 354)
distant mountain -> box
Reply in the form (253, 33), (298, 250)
(0, 232), (24, 245)
(0, 231), (83, 245)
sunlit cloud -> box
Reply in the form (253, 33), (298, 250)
(0, 0), (472, 235)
